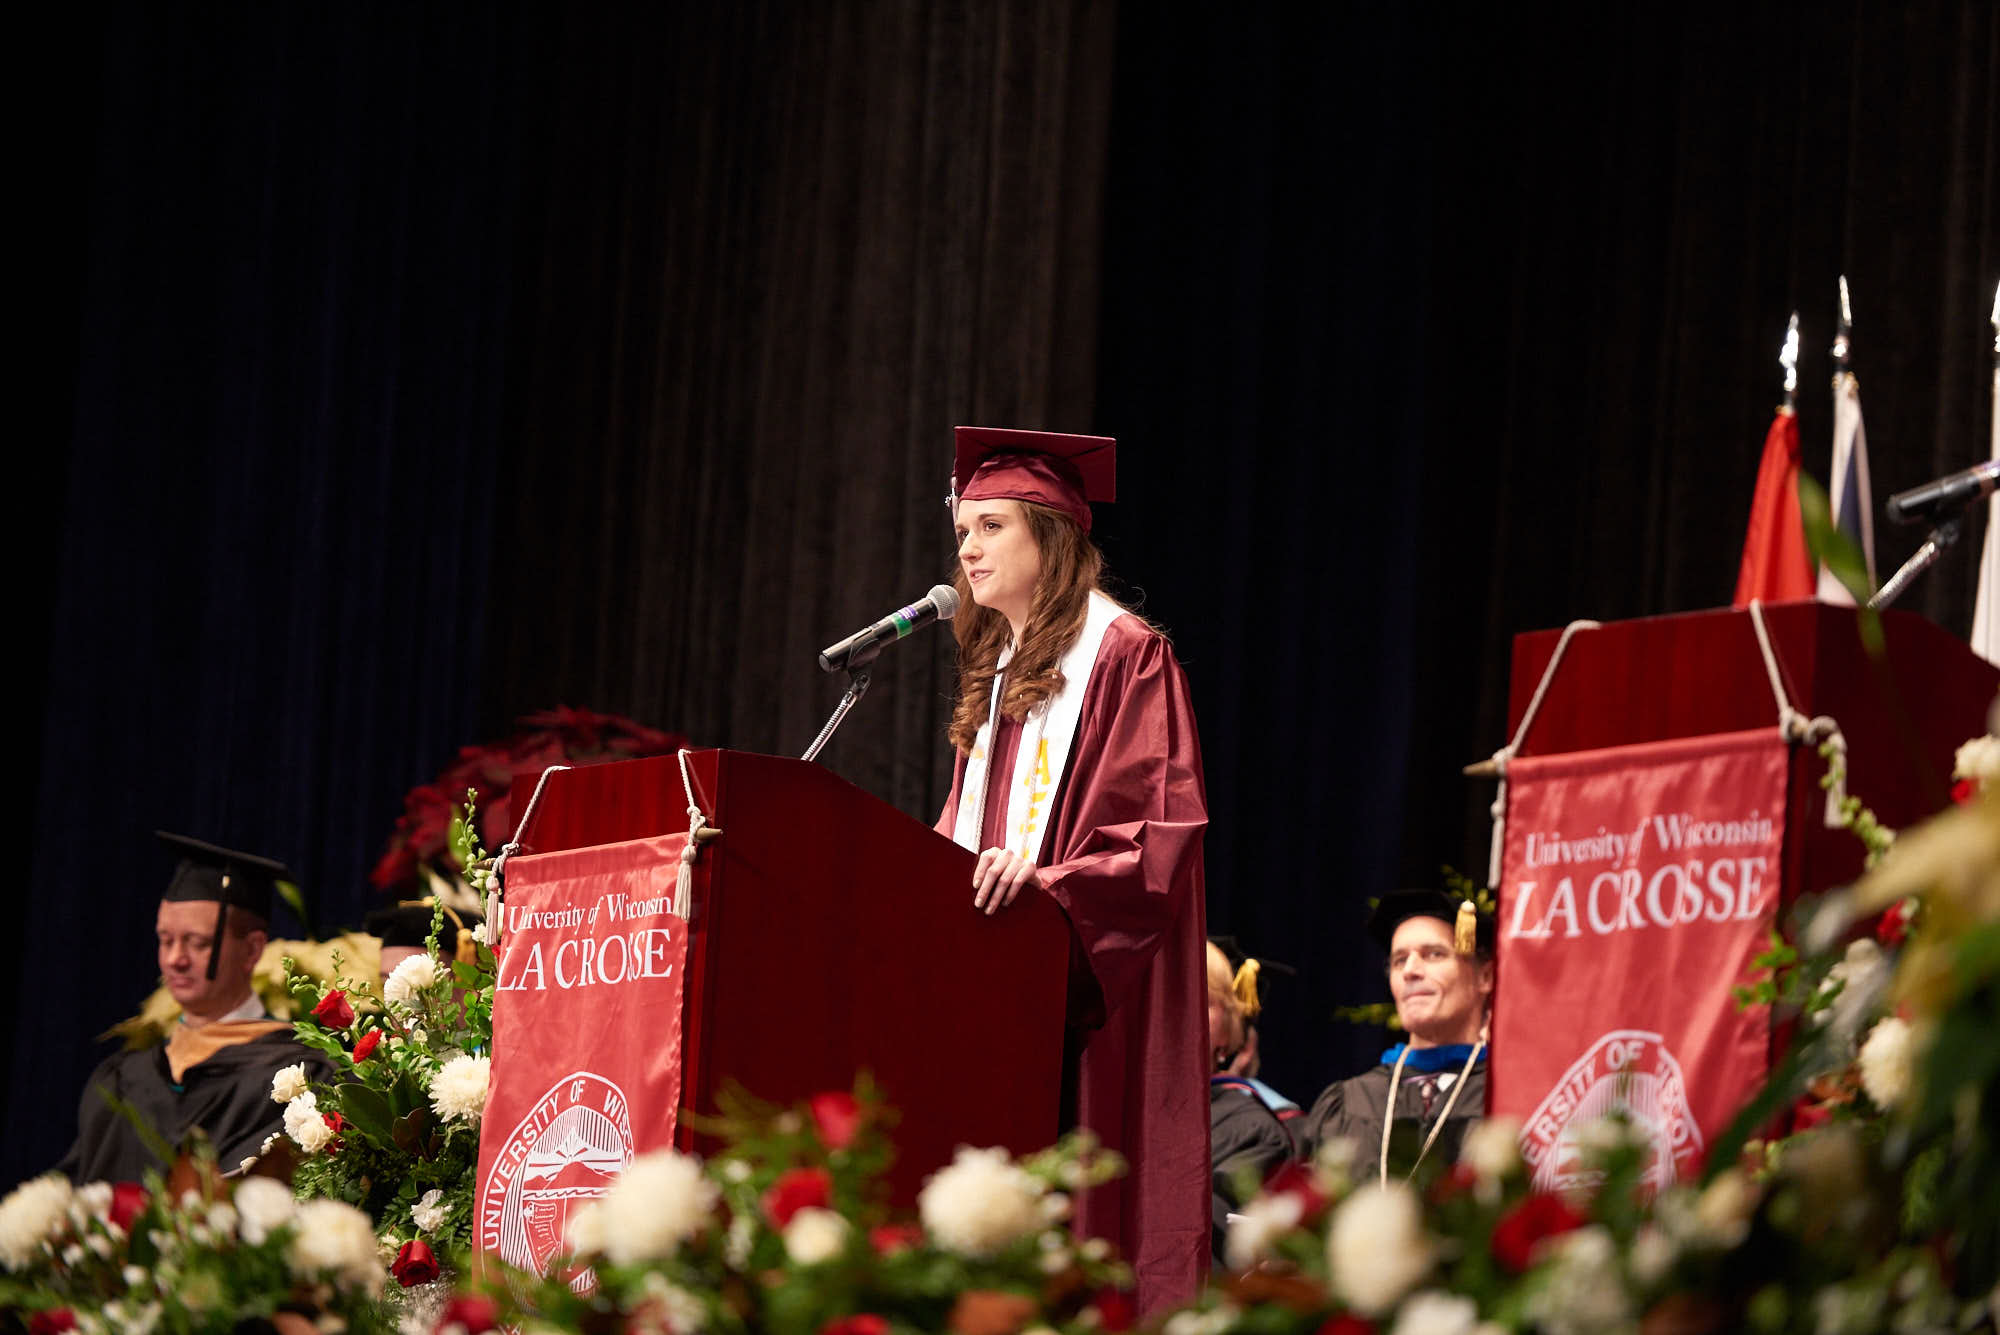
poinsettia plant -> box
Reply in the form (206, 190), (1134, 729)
(451, 1078), (1135, 1335)
(371, 706), (688, 900)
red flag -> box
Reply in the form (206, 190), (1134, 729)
(1733, 408), (1814, 605)
(1490, 730), (1786, 1192)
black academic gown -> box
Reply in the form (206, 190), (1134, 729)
(1299, 1057), (1488, 1178)
(57, 1029), (329, 1183)
(1210, 1078), (1295, 1266)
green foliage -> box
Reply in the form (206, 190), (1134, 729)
(1797, 471), (1883, 652)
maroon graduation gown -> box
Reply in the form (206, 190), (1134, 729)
(938, 611), (1210, 1315)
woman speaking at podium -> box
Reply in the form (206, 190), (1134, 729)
(935, 427), (1209, 1313)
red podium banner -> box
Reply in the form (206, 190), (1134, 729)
(476, 833), (690, 1278)
(1490, 730), (1785, 1192)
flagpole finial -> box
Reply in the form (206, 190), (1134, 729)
(1780, 312), (1800, 409)
(1989, 279), (1998, 362)
(1832, 276), (1853, 371)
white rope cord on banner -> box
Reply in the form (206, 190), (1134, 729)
(1746, 600), (1849, 826)
(1484, 620), (1603, 889)
(674, 749), (715, 920)
(487, 764), (574, 950)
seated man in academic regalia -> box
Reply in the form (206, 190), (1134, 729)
(1299, 891), (1495, 1184)
(363, 898), (484, 991)
(58, 833), (330, 1182)
(1208, 941), (1298, 1265)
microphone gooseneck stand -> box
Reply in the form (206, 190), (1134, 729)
(802, 668), (871, 762)
(1867, 518), (1962, 611)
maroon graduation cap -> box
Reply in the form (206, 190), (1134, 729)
(951, 426), (1116, 532)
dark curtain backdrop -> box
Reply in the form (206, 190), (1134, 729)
(14, 1), (1995, 1185)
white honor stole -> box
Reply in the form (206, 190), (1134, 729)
(951, 591), (1125, 863)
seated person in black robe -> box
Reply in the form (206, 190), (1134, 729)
(1208, 941), (1294, 1265)
(58, 833), (330, 1182)
(1299, 890), (1495, 1184)
(364, 898), (484, 990)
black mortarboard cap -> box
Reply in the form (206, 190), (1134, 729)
(156, 832), (287, 979)
(1367, 889), (1496, 959)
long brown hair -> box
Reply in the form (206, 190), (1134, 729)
(947, 501), (1106, 753)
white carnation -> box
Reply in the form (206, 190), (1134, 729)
(410, 1189), (448, 1234)
(287, 1198), (385, 1293)
(471, 922), (490, 945)
(1389, 1292), (1479, 1335)
(281, 1091), (321, 1140)
(291, 1113), (334, 1155)
(1953, 735), (2000, 783)
(233, 1177), (296, 1245)
(596, 1150), (716, 1265)
(918, 1146), (1046, 1259)
(430, 1054), (491, 1123)
(270, 1064), (309, 1104)
(1326, 1182), (1432, 1316)
(1, 1174), (74, 1270)
(782, 1206), (850, 1265)
(1457, 1116), (1523, 1188)
(384, 954), (440, 1005)
(1223, 1190), (1303, 1271)
(1858, 1016), (1925, 1111)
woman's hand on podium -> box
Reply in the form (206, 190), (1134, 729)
(972, 847), (1040, 915)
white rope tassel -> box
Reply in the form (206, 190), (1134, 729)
(674, 749), (713, 920)
(1746, 600), (1849, 827)
(1486, 620), (1602, 892)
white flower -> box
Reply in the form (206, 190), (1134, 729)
(205, 1202), (237, 1238)
(1627, 1224), (1677, 1287)
(594, 1150), (716, 1265)
(291, 1114), (335, 1155)
(123, 1263), (147, 1286)
(1311, 1134), (1359, 1194)
(410, 1189), (448, 1234)
(74, 1182), (113, 1219)
(1953, 735), (2000, 784)
(282, 1091), (321, 1140)
(271, 1064), (310, 1104)
(1525, 1227), (1630, 1335)
(61, 1242), (85, 1266)
(638, 1273), (707, 1333)
(1457, 1116), (1523, 1190)
(1693, 1168), (1758, 1249)
(409, 1027), (428, 1045)
(471, 922), (490, 946)
(1813, 939), (1889, 1049)
(430, 1054), (491, 1123)
(234, 1177), (297, 1245)
(1, 1174), (74, 1270)
(918, 1146), (1046, 1259)
(287, 1198), (385, 1293)
(1858, 1016), (1926, 1110)
(1326, 1182), (1432, 1316)
(782, 1206), (850, 1265)
(384, 954), (440, 1005)
(85, 1234), (114, 1259)
(564, 1199), (607, 1257)
(1389, 1292), (1479, 1335)
(1223, 1191), (1303, 1270)
(723, 1211), (755, 1268)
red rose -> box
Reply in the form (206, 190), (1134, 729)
(1875, 898), (1916, 947)
(1429, 1161), (1480, 1204)
(352, 1029), (383, 1063)
(819, 1317), (889, 1335)
(108, 1182), (149, 1231)
(391, 1238), (440, 1287)
(1262, 1161), (1330, 1224)
(1491, 1192), (1588, 1272)
(29, 1311), (77, 1334)
(809, 1091), (865, 1150)
(1951, 777), (1977, 806)
(764, 1166), (833, 1227)
(434, 1295), (502, 1333)
(869, 1222), (925, 1255)
(1090, 1290), (1137, 1333)
(1314, 1317), (1374, 1335)
(322, 1110), (347, 1154)
(313, 990), (356, 1029)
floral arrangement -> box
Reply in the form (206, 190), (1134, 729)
(370, 706), (688, 901)
(452, 1081), (1135, 1335)
(0, 1149), (393, 1333)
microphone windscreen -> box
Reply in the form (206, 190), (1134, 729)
(929, 584), (961, 619)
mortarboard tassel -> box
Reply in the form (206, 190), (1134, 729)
(1231, 959), (1262, 1019)
(1455, 899), (1478, 956)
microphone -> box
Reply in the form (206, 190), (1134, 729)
(1885, 459), (2000, 525)
(818, 584), (961, 672)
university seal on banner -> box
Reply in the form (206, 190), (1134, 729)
(1520, 1029), (1702, 1193)
(479, 1070), (636, 1288)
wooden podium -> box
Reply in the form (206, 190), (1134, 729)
(1508, 601), (1998, 911)
(508, 749), (1073, 1202)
